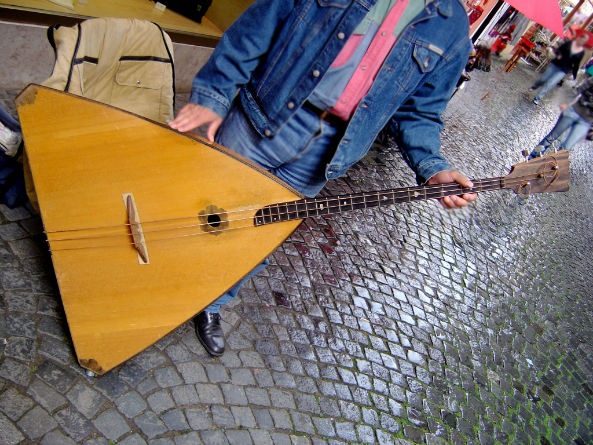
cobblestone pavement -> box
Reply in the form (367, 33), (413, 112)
(1, 59), (592, 445)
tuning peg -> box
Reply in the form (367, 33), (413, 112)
(551, 141), (558, 153)
(521, 149), (530, 162)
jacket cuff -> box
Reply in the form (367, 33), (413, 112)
(189, 86), (231, 120)
(416, 158), (450, 184)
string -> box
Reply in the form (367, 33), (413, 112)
(46, 171), (556, 251)
(45, 174), (534, 235)
(46, 173), (549, 244)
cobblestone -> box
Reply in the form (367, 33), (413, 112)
(1, 59), (593, 444)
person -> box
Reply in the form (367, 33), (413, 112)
(467, 0), (486, 25)
(169, 0), (478, 356)
(490, 24), (516, 56)
(528, 74), (593, 159)
(0, 104), (21, 157)
(529, 32), (589, 105)
(0, 104), (26, 208)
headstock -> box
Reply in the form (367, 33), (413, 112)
(503, 150), (570, 196)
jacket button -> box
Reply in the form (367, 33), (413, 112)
(312, 70), (321, 78)
(287, 101), (295, 109)
(337, 32), (345, 40)
(264, 129), (272, 137)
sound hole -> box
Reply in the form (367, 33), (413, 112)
(198, 205), (228, 235)
(207, 214), (221, 228)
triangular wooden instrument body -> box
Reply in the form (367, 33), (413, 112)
(16, 85), (303, 374)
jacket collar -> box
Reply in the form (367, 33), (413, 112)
(432, 0), (454, 17)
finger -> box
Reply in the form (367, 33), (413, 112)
(171, 114), (207, 133)
(441, 196), (455, 209)
(169, 106), (207, 132)
(168, 105), (194, 127)
(206, 119), (222, 142)
(447, 194), (471, 209)
(453, 196), (469, 207)
(461, 193), (478, 203)
(168, 113), (194, 130)
(454, 174), (474, 189)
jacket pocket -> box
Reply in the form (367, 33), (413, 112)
(111, 58), (171, 120)
(412, 43), (444, 73)
(115, 58), (168, 89)
(316, 0), (351, 8)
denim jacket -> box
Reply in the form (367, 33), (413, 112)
(190, 0), (471, 183)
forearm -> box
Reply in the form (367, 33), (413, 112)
(390, 57), (465, 183)
(189, 0), (294, 118)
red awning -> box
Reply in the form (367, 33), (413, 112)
(503, 0), (564, 36)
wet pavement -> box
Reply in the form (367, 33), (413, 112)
(1, 59), (592, 444)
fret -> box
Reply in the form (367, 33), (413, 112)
(306, 199), (318, 218)
(317, 198), (330, 215)
(270, 204), (277, 222)
(273, 203), (281, 223)
(409, 187), (423, 202)
(393, 190), (407, 204)
(327, 197), (335, 213)
(351, 194), (366, 210)
(340, 196), (353, 212)
(326, 198), (337, 215)
(296, 200), (308, 219)
(286, 202), (298, 221)
(254, 174), (513, 226)
(264, 206), (273, 224)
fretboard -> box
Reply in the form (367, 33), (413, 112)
(254, 177), (504, 226)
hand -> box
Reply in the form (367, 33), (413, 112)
(427, 170), (477, 209)
(168, 103), (223, 141)
(559, 103), (569, 111)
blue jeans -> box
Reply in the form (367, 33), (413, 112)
(529, 106), (590, 158)
(531, 64), (567, 102)
(203, 102), (343, 313)
(0, 104), (21, 132)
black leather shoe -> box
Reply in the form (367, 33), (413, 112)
(194, 311), (225, 356)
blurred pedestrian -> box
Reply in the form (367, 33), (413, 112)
(491, 24), (516, 56)
(528, 75), (593, 158)
(529, 32), (589, 105)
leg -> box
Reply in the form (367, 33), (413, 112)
(533, 66), (566, 103)
(557, 112), (590, 151)
(0, 104), (22, 157)
(529, 108), (578, 158)
(531, 64), (559, 89)
(194, 101), (342, 355)
(0, 104), (21, 132)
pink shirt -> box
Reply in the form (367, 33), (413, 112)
(330, 0), (410, 120)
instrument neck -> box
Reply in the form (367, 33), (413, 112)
(254, 177), (505, 226)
